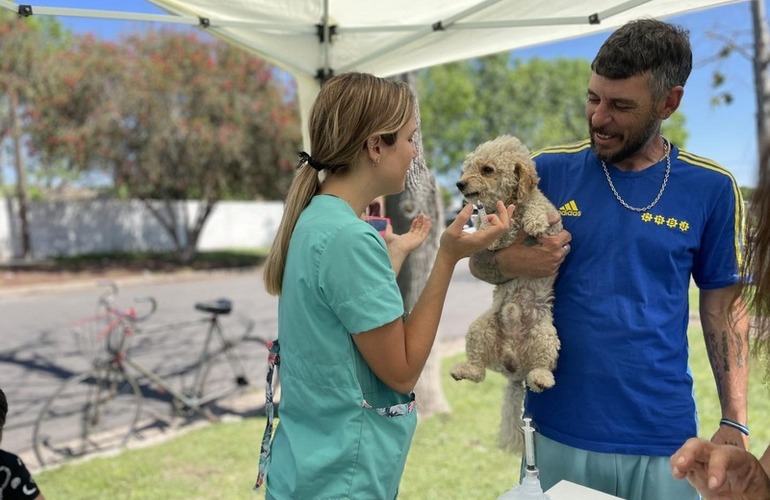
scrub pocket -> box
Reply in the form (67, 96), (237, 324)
(348, 393), (417, 498)
(362, 393), (416, 417)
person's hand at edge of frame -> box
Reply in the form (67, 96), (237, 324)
(671, 437), (770, 500)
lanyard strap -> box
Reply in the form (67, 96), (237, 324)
(254, 339), (280, 490)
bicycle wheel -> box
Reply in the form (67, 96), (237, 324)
(194, 335), (252, 406)
(205, 333), (276, 417)
(185, 327), (268, 417)
(33, 363), (143, 467)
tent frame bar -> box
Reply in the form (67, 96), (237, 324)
(0, 0), (652, 34)
(0, 0), (315, 32)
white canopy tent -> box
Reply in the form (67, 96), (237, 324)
(1, 0), (747, 141)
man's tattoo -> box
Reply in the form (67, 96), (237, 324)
(720, 330), (730, 373)
(705, 329), (720, 368)
(730, 330), (746, 368)
(705, 329), (725, 400)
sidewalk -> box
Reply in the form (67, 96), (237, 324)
(0, 266), (248, 298)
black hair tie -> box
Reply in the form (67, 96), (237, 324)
(297, 151), (325, 171)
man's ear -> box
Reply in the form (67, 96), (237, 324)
(659, 86), (684, 120)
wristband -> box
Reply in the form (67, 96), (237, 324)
(719, 418), (750, 436)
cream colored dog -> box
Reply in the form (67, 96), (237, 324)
(450, 135), (561, 453)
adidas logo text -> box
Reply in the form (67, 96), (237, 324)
(559, 200), (581, 217)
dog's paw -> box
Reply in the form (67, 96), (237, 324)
(526, 368), (555, 392)
(450, 362), (486, 382)
(521, 220), (547, 238)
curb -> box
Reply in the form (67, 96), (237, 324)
(0, 268), (258, 299)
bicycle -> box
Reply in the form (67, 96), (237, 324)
(33, 281), (274, 467)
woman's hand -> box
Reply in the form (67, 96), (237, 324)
(384, 214), (432, 276)
(671, 438), (770, 499)
(385, 214), (431, 255)
(439, 202), (514, 263)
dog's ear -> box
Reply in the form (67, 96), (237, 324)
(516, 161), (539, 202)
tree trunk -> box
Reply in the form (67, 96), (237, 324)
(752, 0), (770, 156)
(9, 88), (31, 259)
(387, 72), (450, 418)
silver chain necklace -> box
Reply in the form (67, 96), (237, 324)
(601, 138), (670, 212)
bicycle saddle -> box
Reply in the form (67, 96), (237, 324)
(195, 298), (232, 315)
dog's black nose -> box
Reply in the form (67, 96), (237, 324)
(456, 180), (466, 192)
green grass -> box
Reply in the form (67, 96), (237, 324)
(34, 295), (770, 499)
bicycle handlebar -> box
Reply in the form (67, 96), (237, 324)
(132, 296), (157, 321)
(94, 280), (157, 322)
(97, 280), (118, 308)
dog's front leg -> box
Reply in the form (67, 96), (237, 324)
(520, 205), (552, 238)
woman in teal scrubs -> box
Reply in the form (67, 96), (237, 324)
(257, 72), (513, 499)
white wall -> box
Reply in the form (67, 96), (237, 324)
(0, 198), (284, 262)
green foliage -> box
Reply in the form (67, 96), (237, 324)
(0, 11), (74, 192)
(418, 55), (591, 178)
(51, 249), (269, 271)
(0, 10), (71, 97)
(418, 53), (691, 193)
(741, 185), (755, 202)
(662, 111), (689, 149)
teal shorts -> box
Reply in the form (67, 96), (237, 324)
(520, 433), (698, 500)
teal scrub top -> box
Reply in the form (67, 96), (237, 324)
(266, 195), (418, 500)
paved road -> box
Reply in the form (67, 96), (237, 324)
(0, 260), (493, 467)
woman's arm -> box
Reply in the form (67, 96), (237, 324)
(353, 202), (514, 393)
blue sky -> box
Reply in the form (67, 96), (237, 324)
(30, 0), (764, 187)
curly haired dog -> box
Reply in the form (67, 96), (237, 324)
(450, 135), (561, 453)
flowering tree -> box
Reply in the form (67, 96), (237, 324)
(0, 12), (69, 258)
(26, 29), (301, 261)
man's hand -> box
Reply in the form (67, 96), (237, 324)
(470, 212), (571, 283)
(710, 425), (749, 451)
(494, 225), (571, 279)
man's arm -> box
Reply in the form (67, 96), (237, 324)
(702, 284), (750, 449)
(468, 249), (510, 285)
(469, 227), (572, 285)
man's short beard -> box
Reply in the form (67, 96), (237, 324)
(590, 112), (661, 164)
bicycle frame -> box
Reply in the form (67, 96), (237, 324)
(34, 282), (266, 467)
(119, 314), (250, 415)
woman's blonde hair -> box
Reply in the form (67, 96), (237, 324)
(263, 73), (415, 295)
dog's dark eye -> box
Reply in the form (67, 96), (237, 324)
(481, 165), (494, 174)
